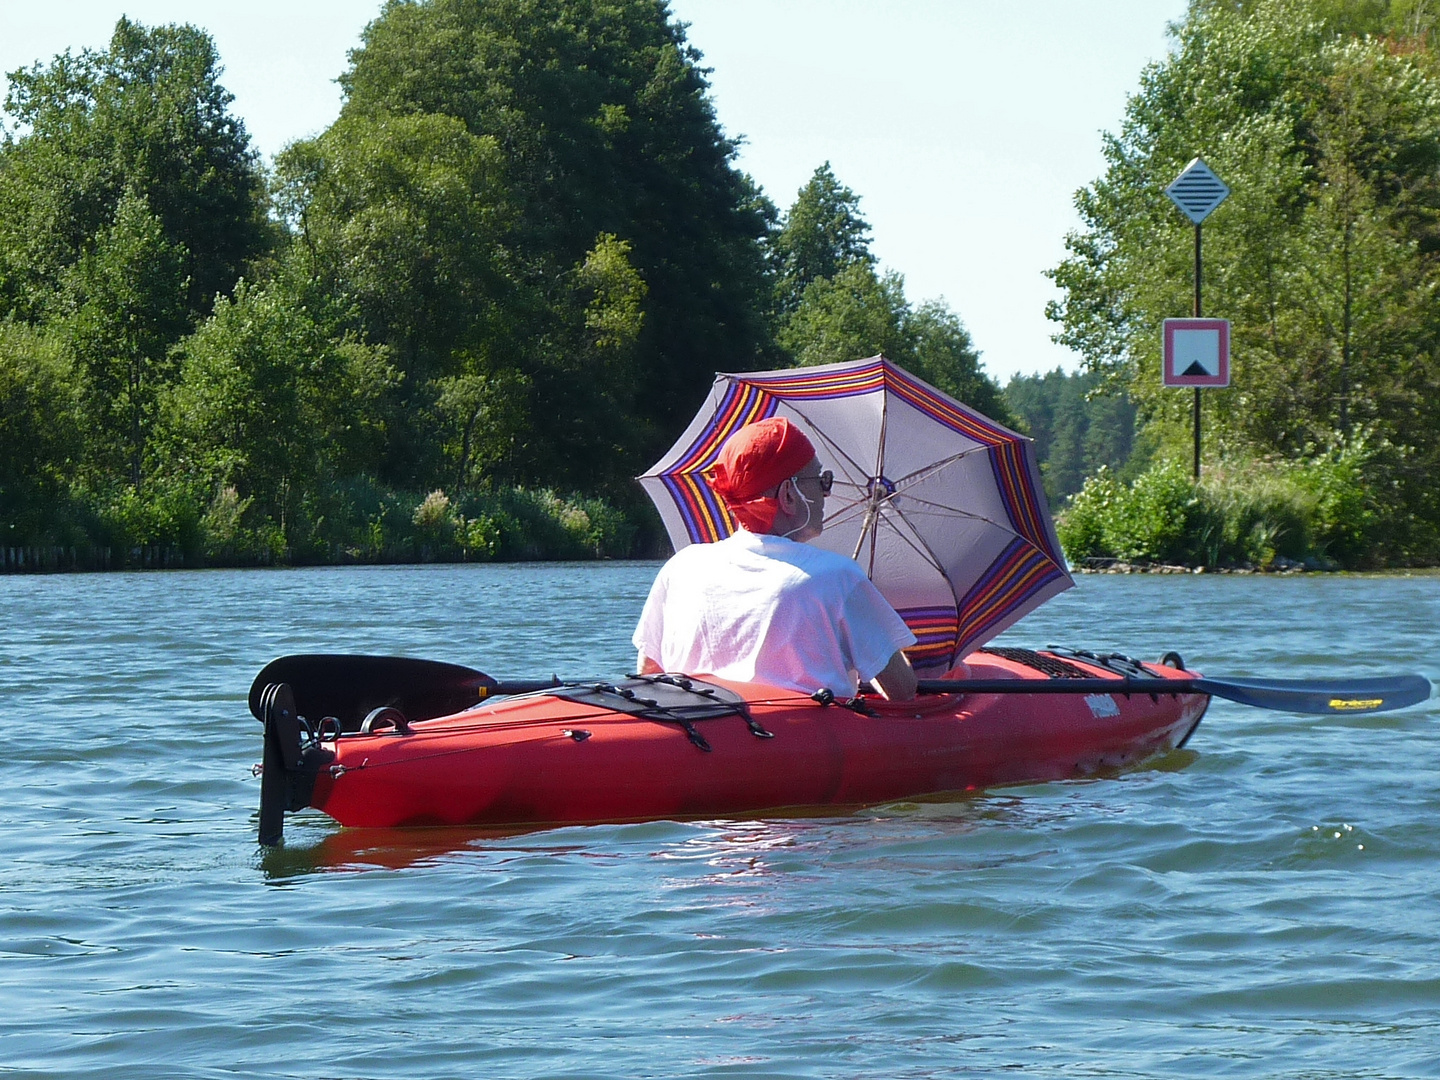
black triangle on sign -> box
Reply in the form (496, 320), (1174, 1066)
(1181, 360), (1211, 377)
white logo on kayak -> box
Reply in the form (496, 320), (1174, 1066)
(1085, 694), (1121, 718)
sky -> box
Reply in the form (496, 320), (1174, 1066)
(1, 1), (1188, 382)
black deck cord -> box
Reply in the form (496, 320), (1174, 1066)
(1045, 647), (1161, 700)
(978, 646), (1091, 679)
(807, 686), (873, 715)
(675, 719), (712, 752)
(630, 674), (774, 741)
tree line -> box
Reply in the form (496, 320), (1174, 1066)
(1002, 370), (1137, 504)
(0, 2), (1000, 566)
(6, 0), (1437, 572)
(1049, 0), (1440, 568)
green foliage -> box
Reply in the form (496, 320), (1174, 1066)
(169, 280), (400, 551)
(274, 111), (512, 386)
(327, 0), (776, 482)
(779, 263), (907, 367)
(1071, 462), (1199, 564)
(1056, 447), (1410, 569)
(432, 367), (531, 491)
(199, 484), (282, 564)
(1004, 368), (1139, 500)
(774, 163), (1013, 423)
(0, 16), (269, 558)
(302, 482), (637, 563)
(1049, 0), (1440, 561)
(0, 323), (77, 543)
(65, 190), (190, 488)
(578, 234), (647, 351)
(770, 162), (874, 313)
(0, 17), (268, 322)
(88, 476), (204, 553)
(466, 487), (637, 560)
(169, 279), (400, 558)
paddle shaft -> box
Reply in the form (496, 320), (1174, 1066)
(916, 674), (1431, 715)
(249, 654), (1431, 726)
(918, 677), (1197, 696)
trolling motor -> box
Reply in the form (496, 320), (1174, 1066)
(255, 683), (335, 846)
(248, 654), (512, 844)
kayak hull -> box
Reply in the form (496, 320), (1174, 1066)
(288, 651), (1208, 832)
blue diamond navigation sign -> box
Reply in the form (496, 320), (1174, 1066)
(1165, 158), (1229, 223)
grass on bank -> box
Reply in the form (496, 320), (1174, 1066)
(5, 482), (644, 569)
(1056, 442), (1434, 570)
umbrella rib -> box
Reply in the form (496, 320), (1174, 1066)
(778, 401), (871, 479)
(772, 397), (884, 569)
(820, 497), (873, 532)
(896, 493), (1054, 551)
(825, 485), (1020, 539)
(859, 391), (891, 572)
(872, 512), (966, 651)
(890, 447), (992, 488)
(874, 509), (949, 578)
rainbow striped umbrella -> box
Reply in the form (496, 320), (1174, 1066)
(638, 356), (1074, 672)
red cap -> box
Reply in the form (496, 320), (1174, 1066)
(705, 417), (816, 532)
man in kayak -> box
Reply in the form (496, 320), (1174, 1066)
(634, 416), (918, 701)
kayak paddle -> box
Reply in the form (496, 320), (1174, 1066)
(249, 654), (1431, 726)
(247, 653), (559, 727)
(915, 674), (1432, 715)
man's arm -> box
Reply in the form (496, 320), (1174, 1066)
(869, 649), (917, 701)
(637, 653), (663, 675)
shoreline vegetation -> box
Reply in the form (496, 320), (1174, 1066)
(3, 1), (1439, 576)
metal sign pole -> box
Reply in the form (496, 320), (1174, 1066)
(1193, 222), (1202, 480)
(1163, 157), (1229, 482)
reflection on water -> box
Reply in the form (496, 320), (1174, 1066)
(1, 564), (1436, 1077)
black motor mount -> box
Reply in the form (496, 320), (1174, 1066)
(256, 682), (335, 846)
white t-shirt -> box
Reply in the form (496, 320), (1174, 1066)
(632, 530), (917, 697)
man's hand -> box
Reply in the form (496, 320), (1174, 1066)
(869, 649), (917, 701)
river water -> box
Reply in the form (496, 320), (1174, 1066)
(1, 564), (1437, 1079)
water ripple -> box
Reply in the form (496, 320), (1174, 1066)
(0, 566), (1436, 1077)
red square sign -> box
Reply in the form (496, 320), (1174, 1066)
(1163, 318), (1230, 387)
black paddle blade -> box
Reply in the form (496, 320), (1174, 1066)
(1194, 674), (1433, 715)
(248, 654), (497, 729)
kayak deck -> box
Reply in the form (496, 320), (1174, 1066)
(256, 648), (1209, 838)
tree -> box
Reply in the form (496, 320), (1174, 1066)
(274, 110), (521, 487)
(772, 162), (1012, 421)
(169, 281), (399, 553)
(1048, 0), (1440, 557)
(0, 17), (269, 322)
(0, 324), (77, 543)
(906, 300), (1010, 423)
(770, 163), (874, 313)
(66, 190), (190, 490)
(778, 262), (907, 367)
(276, 112), (513, 386)
(319, 0), (775, 486)
(1004, 368), (1138, 501)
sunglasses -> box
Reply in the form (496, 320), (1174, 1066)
(794, 469), (834, 495)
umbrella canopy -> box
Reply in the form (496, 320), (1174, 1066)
(638, 356), (1074, 672)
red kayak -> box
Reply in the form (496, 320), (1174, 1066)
(252, 647), (1209, 841)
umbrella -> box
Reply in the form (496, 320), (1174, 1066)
(638, 355), (1074, 672)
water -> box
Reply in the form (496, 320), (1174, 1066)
(1, 564), (1437, 1079)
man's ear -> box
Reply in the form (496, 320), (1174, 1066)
(775, 477), (801, 514)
